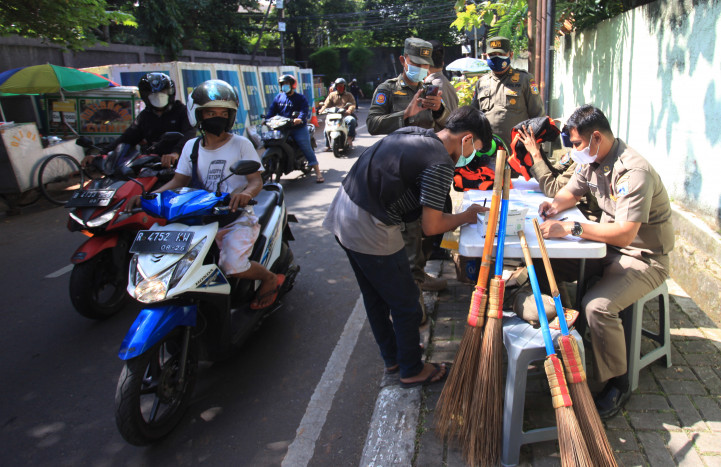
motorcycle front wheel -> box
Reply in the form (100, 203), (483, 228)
(115, 328), (197, 446)
(262, 155), (282, 183)
(332, 138), (342, 158)
(69, 249), (128, 319)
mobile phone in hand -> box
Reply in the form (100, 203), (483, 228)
(423, 84), (439, 97)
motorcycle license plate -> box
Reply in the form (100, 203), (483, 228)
(66, 189), (115, 207)
(130, 230), (195, 254)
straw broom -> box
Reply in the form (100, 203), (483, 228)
(435, 149), (507, 442)
(531, 219), (618, 467)
(519, 231), (593, 467)
(464, 164), (510, 466)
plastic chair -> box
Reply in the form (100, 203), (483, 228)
(621, 281), (671, 391)
(501, 313), (585, 466)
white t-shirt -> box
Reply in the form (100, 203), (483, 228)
(176, 135), (262, 193)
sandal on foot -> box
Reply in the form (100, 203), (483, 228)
(399, 363), (449, 389)
(316, 175), (325, 183)
(250, 274), (286, 310)
(384, 364), (400, 375)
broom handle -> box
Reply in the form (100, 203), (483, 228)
(532, 218), (570, 336)
(494, 166), (511, 277)
(519, 231), (555, 356)
(475, 149), (507, 290)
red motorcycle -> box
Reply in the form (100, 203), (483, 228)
(66, 133), (183, 319)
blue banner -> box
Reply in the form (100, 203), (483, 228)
(300, 70), (314, 105)
(260, 70), (280, 113)
(217, 70), (248, 136)
(180, 69), (212, 100)
(242, 71), (265, 127)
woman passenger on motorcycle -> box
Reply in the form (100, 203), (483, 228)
(266, 74), (325, 183)
(129, 80), (284, 310)
(318, 77), (358, 150)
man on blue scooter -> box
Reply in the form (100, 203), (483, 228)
(266, 74), (325, 183)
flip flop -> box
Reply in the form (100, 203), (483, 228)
(316, 176), (325, 183)
(250, 274), (286, 310)
(399, 363), (450, 389)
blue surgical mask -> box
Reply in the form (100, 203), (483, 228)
(405, 63), (428, 83)
(281, 84), (291, 93)
(486, 55), (510, 72)
(455, 136), (477, 167)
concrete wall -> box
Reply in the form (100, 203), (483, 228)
(550, 0), (721, 230)
(0, 35), (280, 70)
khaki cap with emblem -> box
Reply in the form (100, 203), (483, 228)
(487, 36), (511, 54)
(404, 38), (433, 65)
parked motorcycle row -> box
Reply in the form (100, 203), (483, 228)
(61, 133), (300, 445)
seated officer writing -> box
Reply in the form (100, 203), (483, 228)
(536, 105), (674, 419)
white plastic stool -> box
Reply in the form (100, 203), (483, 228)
(501, 313), (585, 466)
(621, 281), (671, 391)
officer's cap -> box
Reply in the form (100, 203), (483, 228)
(404, 38), (433, 66)
(487, 36), (511, 54)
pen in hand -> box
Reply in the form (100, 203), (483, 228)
(558, 217), (568, 222)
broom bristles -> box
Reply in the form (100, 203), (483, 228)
(558, 336), (618, 466)
(464, 316), (503, 466)
(435, 325), (484, 441)
(545, 355), (593, 467)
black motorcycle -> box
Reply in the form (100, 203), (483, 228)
(258, 113), (317, 183)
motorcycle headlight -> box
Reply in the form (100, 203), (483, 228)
(169, 238), (206, 289)
(134, 267), (173, 303)
(86, 206), (121, 228)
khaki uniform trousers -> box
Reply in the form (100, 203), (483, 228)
(533, 249), (669, 382)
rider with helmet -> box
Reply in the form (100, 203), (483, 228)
(265, 74), (324, 183)
(318, 77), (358, 150)
(82, 72), (195, 168)
(129, 79), (283, 310)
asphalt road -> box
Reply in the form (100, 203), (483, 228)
(0, 104), (387, 466)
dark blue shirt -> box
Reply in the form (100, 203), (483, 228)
(266, 91), (310, 124)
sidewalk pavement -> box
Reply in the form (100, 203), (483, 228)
(361, 259), (721, 466)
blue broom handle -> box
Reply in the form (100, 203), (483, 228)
(527, 263), (555, 356)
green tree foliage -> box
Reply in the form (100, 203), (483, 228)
(0, 0), (136, 51)
(348, 45), (374, 76)
(309, 47), (340, 85)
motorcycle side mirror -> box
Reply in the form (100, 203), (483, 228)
(76, 136), (94, 148)
(119, 165), (151, 197)
(149, 132), (185, 154)
(214, 160), (260, 197)
(230, 160), (261, 176)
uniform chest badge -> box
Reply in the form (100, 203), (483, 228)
(374, 92), (387, 105)
(393, 91), (407, 95)
(511, 73), (520, 82)
(509, 98), (517, 105)
(505, 89), (518, 96)
(603, 165), (611, 175)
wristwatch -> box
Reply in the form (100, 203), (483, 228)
(571, 221), (584, 237)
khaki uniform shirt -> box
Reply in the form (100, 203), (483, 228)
(472, 68), (544, 146)
(367, 73), (450, 135)
(529, 152), (601, 221)
(564, 139), (674, 262)
(319, 91), (356, 114)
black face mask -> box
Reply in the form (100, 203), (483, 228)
(201, 116), (228, 136)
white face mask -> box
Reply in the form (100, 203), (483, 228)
(148, 92), (169, 108)
(571, 135), (599, 165)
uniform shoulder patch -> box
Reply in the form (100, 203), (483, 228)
(530, 78), (539, 95)
(559, 152), (571, 165)
(616, 173), (631, 197)
(374, 92), (387, 105)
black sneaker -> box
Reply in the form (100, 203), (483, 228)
(594, 380), (631, 420)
